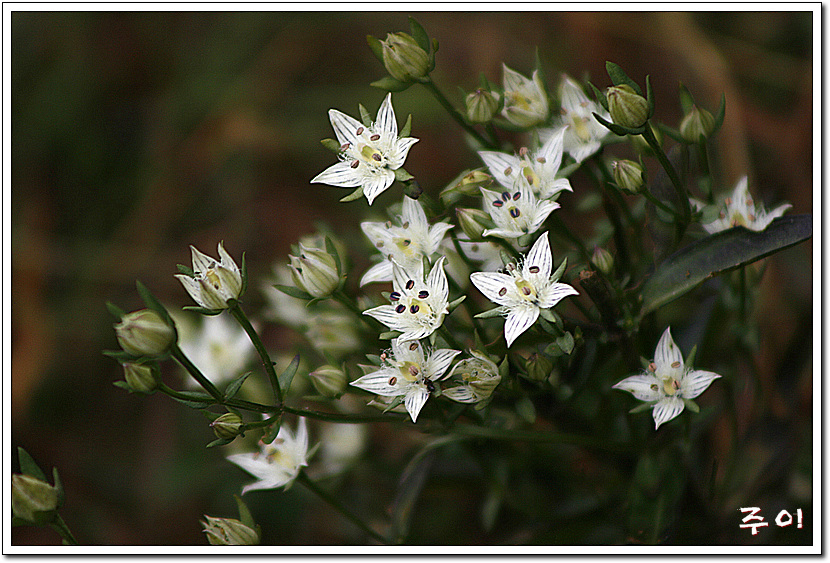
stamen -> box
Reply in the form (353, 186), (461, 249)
(372, 153), (382, 162)
(648, 362), (657, 372)
(410, 304), (420, 314)
(356, 127), (364, 135)
(395, 304), (406, 313)
(370, 134), (380, 141)
(650, 384), (659, 391)
(409, 365), (419, 378)
(724, 197), (732, 206)
(405, 280), (415, 290)
(389, 377), (397, 386)
(376, 241), (384, 248)
(340, 143), (350, 151)
(389, 291), (401, 301)
(350, 160), (359, 169)
(528, 266), (540, 273)
(492, 200), (504, 208)
(513, 192), (521, 200)
(536, 157), (546, 164)
(504, 166), (513, 176)
(402, 221), (410, 229)
(521, 286), (531, 296)
(519, 147), (528, 157)
(748, 213), (756, 222)
(498, 287), (507, 296)
(418, 290), (429, 299)
(501, 191), (511, 201)
(509, 208), (521, 218)
(671, 361), (681, 368)
(409, 342), (419, 351)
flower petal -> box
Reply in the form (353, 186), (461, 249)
(524, 232), (552, 281)
(478, 150), (520, 188)
(360, 261), (393, 286)
(425, 348), (462, 381)
(350, 368), (402, 396)
(681, 370), (721, 399)
(388, 137), (419, 169)
(536, 282), (579, 310)
(442, 386), (477, 403)
(470, 271), (518, 307)
(404, 386), (430, 422)
(311, 161), (362, 188)
(426, 257), (449, 304)
(363, 170), (396, 205)
(653, 396), (685, 429)
(375, 93), (398, 139)
(504, 305), (539, 347)
(538, 127), (566, 173)
(328, 109), (363, 147)
(654, 327), (684, 376)
(612, 373), (661, 402)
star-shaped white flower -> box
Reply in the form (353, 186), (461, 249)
(226, 418), (310, 494)
(470, 232), (578, 347)
(543, 75), (612, 163)
(360, 196), (453, 285)
(501, 64), (549, 128)
(363, 257), (450, 341)
(350, 338), (461, 422)
(311, 93), (418, 205)
(612, 327), (721, 429)
(478, 127), (573, 201)
(442, 350), (502, 405)
(694, 176), (791, 234)
(176, 242), (243, 310)
(480, 176), (559, 240)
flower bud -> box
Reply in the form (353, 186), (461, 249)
(309, 365), (347, 397)
(202, 515), (260, 545)
(591, 246), (614, 276)
(679, 105), (716, 142)
(12, 474), (60, 524)
(115, 309), (175, 357)
(211, 412), (244, 440)
(381, 32), (430, 83)
(525, 353), (554, 382)
(465, 88), (500, 123)
(122, 362), (159, 394)
(176, 243), (243, 310)
(456, 208), (493, 240)
(606, 85), (649, 129)
(289, 243), (340, 298)
(501, 65), (549, 128)
(612, 160), (646, 195)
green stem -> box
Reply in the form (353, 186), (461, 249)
(451, 423), (632, 452)
(229, 303), (282, 404)
(284, 405), (403, 424)
(50, 515), (78, 545)
(158, 383), (278, 414)
(438, 325), (463, 351)
(296, 471), (389, 544)
(422, 78), (496, 149)
(170, 344), (224, 403)
(642, 122), (691, 225)
(333, 289), (377, 332)
(641, 188), (682, 219)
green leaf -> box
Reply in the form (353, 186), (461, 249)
(206, 437), (235, 448)
(235, 495), (257, 530)
(182, 305), (223, 316)
(223, 372), (251, 401)
(17, 447), (47, 481)
(366, 34), (384, 61)
(556, 332), (575, 355)
(588, 81), (609, 112)
(370, 75), (411, 92)
(262, 415), (283, 445)
(273, 284), (313, 301)
(339, 185), (365, 203)
(168, 390), (214, 409)
(640, 215), (812, 316)
(278, 355), (301, 397)
(106, 301), (126, 319)
(408, 16), (430, 53)
(606, 61), (642, 96)
(136, 280), (173, 326)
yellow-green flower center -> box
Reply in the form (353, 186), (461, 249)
(662, 377), (681, 396)
(399, 361), (421, 382)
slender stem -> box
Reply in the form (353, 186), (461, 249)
(333, 289), (377, 331)
(50, 515), (78, 545)
(158, 383), (278, 414)
(438, 325), (463, 351)
(229, 303), (282, 404)
(284, 405), (403, 424)
(170, 344), (224, 403)
(296, 471), (389, 544)
(422, 78), (496, 149)
(642, 122), (691, 224)
(450, 423), (632, 452)
(486, 236), (523, 262)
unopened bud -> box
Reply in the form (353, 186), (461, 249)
(122, 362), (159, 394)
(202, 515), (260, 545)
(381, 32), (430, 83)
(591, 246), (614, 276)
(309, 365), (347, 397)
(606, 84), (649, 129)
(525, 353), (554, 382)
(115, 309), (175, 357)
(211, 413), (244, 440)
(456, 208), (494, 240)
(612, 160), (646, 195)
(289, 243), (339, 298)
(465, 88), (500, 123)
(679, 105), (716, 142)
(12, 474), (60, 524)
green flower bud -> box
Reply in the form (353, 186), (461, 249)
(465, 88), (500, 123)
(679, 105), (716, 142)
(309, 365), (347, 397)
(211, 412), (244, 440)
(381, 32), (430, 83)
(456, 208), (494, 241)
(525, 353), (554, 382)
(289, 243), (340, 299)
(606, 84), (649, 129)
(202, 515), (260, 545)
(612, 159), (646, 195)
(12, 474), (60, 524)
(115, 309), (175, 357)
(591, 246), (614, 276)
(122, 362), (159, 394)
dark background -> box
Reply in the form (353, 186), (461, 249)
(11, 11), (813, 545)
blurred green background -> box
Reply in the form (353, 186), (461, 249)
(11, 11), (813, 546)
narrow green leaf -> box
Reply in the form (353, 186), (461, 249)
(103, 349), (138, 362)
(588, 82), (609, 112)
(370, 75), (411, 92)
(239, 251), (248, 299)
(17, 448), (47, 481)
(606, 61), (642, 96)
(366, 34), (384, 61)
(640, 215), (812, 316)
(182, 305), (223, 316)
(168, 390), (214, 409)
(278, 355), (301, 397)
(556, 332), (575, 355)
(408, 16), (430, 52)
(324, 235), (342, 278)
(224, 372), (252, 401)
(235, 495), (256, 530)
(106, 301), (126, 319)
(645, 75), (654, 119)
(206, 437), (235, 448)
(273, 284), (313, 300)
(262, 415), (283, 445)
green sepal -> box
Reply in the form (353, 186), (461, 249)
(235, 495), (257, 530)
(640, 214), (812, 316)
(224, 371), (252, 401)
(17, 447), (48, 482)
(593, 112), (643, 136)
(324, 235), (343, 279)
(606, 61), (642, 96)
(382, 396), (405, 413)
(474, 307), (504, 319)
(176, 263), (195, 277)
(239, 252), (248, 300)
(678, 82), (696, 115)
(447, 295), (467, 313)
(474, 329), (486, 353)
(538, 307), (558, 325)
(136, 280), (175, 329)
(645, 75), (654, 119)
(320, 138), (343, 155)
(273, 283), (313, 301)
(711, 93), (726, 136)
(106, 301), (126, 319)
(499, 249), (514, 267)
(551, 257), (568, 282)
(659, 123), (686, 144)
(262, 415), (283, 445)
(365, 354), (383, 366)
(394, 167), (415, 182)
(629, 402), (653, 414)
(537, 315), (557, 336)
(113, 380), (135, 392)
(103, 349), (140, 362)
(366, 34), (384, 61)
(684, 345), (698, 371)
(533, 47), (546, 88)
(400, 113), (413, 138)
(206, 437), (235, 448)
(557, 161), (581, 180)
(408, 16), (430, 52)
(498, 355), (510, 378)
(358, 103), (373, 127)
(589, 81), (609, 112)
(555, 331), (575, 355)
(379, 330), (403, 340)
(371, 75), (411, 92)
(278, 355), (301, 397)
(340, 185), (365, 202)
(168, 390), (214, 409)
(683, 398), (700, 413)
(182, 305), (223, 316)
(517, 233), (534, 248)
(52, 467), (65, 509)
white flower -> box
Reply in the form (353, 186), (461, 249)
(311, 93), (418, 205)
(470, 232), (577, 348)
(612, 327), (721, 429)
(288, 241), (340, 298)
(226, 418), (310, 494)
(363, 257), (450, 341)
(174, 313), (255, 389)
(480, 176), (559, 240)
(501, 64), (549, 128)
(360, 196), (453, 285)
(478, 127), (573, 200)
(350, 338), (461, 422)
(442, 350), (502, 405)
(175, 243), (243, 310)
(544, 75), (612, 163)
(695, 176), (791, 234)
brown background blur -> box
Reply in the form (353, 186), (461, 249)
(11, 11), (813, 545)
